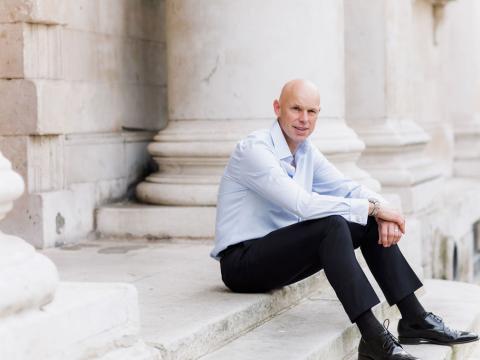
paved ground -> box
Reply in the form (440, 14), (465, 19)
(42, 239), (223, 341)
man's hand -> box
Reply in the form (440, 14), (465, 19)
(376, 218), (403, 247)
(374, 205), (406, 234)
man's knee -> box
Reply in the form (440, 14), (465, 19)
(327, 215), (349, 231)
(321, 215), (353, 247)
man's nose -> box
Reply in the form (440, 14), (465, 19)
(300, 110), (308, 122)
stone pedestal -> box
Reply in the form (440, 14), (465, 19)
(0, 151), (58, 318)
(137, 0), (380, 211)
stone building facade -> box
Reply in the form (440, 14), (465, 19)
(1, 0), (480, 277)
(0, 0), (480, 357)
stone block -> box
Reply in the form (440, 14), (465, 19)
(98, 0), (165, 42)
(26, 134), (64, 193)
(0, 131), (155, 248)
(0, 185), (94, 248)
(0, 0), (64, 25)
(61, 29), (98, 81)
(96, 34), (167, 86)
(23, 23), (63, 79)
(1, 57), (166, 136)
(63, 131), (154, 185)
(0, 79), (66, 135)
(0, 23), (24, 78)
(0, 23), (62, 80)
(61, 0), (99, 32)
(118, 83), (167, 131)
(64, 133), (126, 184)
(0, 79), (38, 134)
(51, 81), (166, 134)
(0, 134), (64, 193)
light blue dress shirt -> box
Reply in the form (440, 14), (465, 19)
(210, 120), (385, 260)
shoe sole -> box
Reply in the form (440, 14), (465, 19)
(398, 336), (479, 345)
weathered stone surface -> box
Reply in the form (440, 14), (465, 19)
(97, 0), (165, 41)
(0, 0), (64, 25)
(42, 240), (330, 360)
(0, 282), (140, 360)
(0, 23), (24, 78)
(0, 151), (59, 318)
(0, 79), (37, 134)
(97, 203), (216, 239)
(0, 131), (154, 248)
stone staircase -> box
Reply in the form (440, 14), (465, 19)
(41, 239), (480, 360)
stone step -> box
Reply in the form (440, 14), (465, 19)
(467, 341), (480, 360)
(95, 341), (159, 360)
(202, 288), (397, 360)
(42, 240), (330, 359)
(203, 279), (480, 360)
(0, 281), (140, 360)
(96, 202), (216, 239)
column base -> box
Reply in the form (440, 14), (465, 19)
(0, 233), (58, 317)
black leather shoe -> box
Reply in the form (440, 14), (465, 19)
(358, 321), (420, 360)
(398, 312), (479, 345)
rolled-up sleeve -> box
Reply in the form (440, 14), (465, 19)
(232, 140), (370, 225)
(312, 147), (388, 207)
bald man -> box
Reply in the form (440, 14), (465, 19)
(210, 80), (477, 360)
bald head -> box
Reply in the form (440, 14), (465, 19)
(278, 79), (320, 105)
(273, 79), (321, 153)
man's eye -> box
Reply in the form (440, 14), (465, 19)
(292, 106), (301, 111)
(308, 110), (317, 115)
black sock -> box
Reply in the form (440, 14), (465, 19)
(355, 309), (385, 340)
(396, 293), (426, 323)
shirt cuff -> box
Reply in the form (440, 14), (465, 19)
(348, 198), (369, 225)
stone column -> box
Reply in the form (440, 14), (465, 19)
(410, 0), (456, 178)
(446, 0), (480, 178)
(344, 0), (444, 274)
(137, 0), (380, 212)
(0, 150), (58, 318)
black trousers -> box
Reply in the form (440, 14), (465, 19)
(220, 215), (423, 322)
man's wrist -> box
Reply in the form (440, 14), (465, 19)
(368, 198), (380, 217)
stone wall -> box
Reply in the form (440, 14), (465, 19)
(0, 0), (167, 247)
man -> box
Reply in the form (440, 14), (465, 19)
(210, 79), (478, 359)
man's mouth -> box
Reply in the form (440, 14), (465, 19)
(293, 126), (309, 132)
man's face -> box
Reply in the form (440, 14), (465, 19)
(273, 83), (321, 152)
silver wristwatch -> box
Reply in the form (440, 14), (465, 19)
(368, 198), (380, 217)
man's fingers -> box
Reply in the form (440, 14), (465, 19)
(393, 227), (402, 244)
(381, 225), (388, 246)
(397, 216), (406, 234)
(388, 223), (396, 246)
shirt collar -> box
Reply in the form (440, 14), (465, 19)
(270, 120), (308, 160)
(270, 120), (293, 160)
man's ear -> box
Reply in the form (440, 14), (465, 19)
(273, 99), (281, 117)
